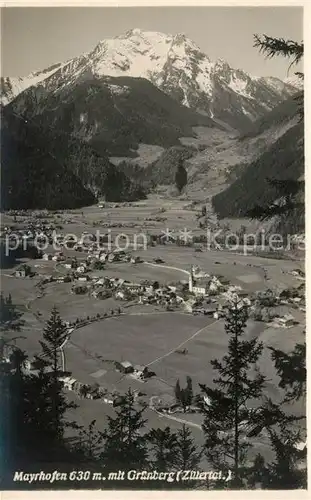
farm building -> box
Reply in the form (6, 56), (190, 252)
(119, 361), (134, 374)
(275, 314), (296, 328)
(133, 364), (149, 379)
(15, 264), (32, 278)
(61, 377), (77, 391)
(42, 253), (53, 261)
(15, 269), (26, 278)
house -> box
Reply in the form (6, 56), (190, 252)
(193, 285), (208, 296)
(64, 263), (72, 269)
(108, 253), (116, 262)
(42, 253), (53, 261)
(120, 361), (134, 374)
(291, 269), (305, 278)
(133, 365), (149, 379)
(24, 359), (37, 371)
(78, 276), (88, 282)
(72, 285), (88, 295)
(15, 269), (26, 278)
(278, 314), (296, 327)
(204, 305), (217, 316)
(72, 380), (84, 393)
(61, 377), (77, 391)
(123, 282), (144, 292)
(77, 265), (86, 273)
(131, 256), (143, 264)
(103, 396), (114, 405)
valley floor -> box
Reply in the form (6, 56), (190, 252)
(1, 197), (305, 460)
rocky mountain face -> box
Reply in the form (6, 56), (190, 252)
(6, 74), (215, 157)
(2, 29), (298, 131)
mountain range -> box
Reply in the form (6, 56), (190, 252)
(1, 28), (299, 130)
(1, 28), (304, 212)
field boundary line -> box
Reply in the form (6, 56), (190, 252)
(146, 319), (220, 367)
(144, 261), (190, 276)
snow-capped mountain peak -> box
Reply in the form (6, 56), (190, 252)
(1, 29), (298, 130)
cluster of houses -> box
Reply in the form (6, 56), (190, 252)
(71, 274), (184, 309)
(116, 360), (152, 381)
(20, 355), (152, 404)
(42, 248), (143, 266)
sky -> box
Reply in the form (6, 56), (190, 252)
(1, 6), (303, 79)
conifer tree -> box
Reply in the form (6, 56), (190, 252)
(175, 378), (182, 403)
(186, 375), (193, 405)
(174, 425), (203, 489)
(268, 342), (306, 403)
(200, 298), (266, 487)
(147, 427), (178, 471)
(175, 160), (188, 193)
(175, 376), (193, 412)
(101, 389), (148, 478)
(245, 344), (307, 489)
(37, 306), (76, 442)
(246, 409), (307, 489)
(39, 305), (68, 374)
(74, 419), (104, 461)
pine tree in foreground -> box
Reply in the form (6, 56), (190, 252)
(173, 425), (203, 489)
(269, 342), (306, 403)
(245, 348), (307, 489)
(246, 418), (307, 489)
(147, 427), (178, 472)
(200, 298), (266, 488)
(100, 389), (148, 479)
(37, 306), (77, 443)
(74, 419), (104, 462)
(38, 305), (68, 374)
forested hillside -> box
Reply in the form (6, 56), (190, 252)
(1, 109), (147, 210)
(212, 122), (304, 219)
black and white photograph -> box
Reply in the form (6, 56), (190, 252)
(0, 2), (306, 492)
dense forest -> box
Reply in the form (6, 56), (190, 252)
(0, 109), (147, 210)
